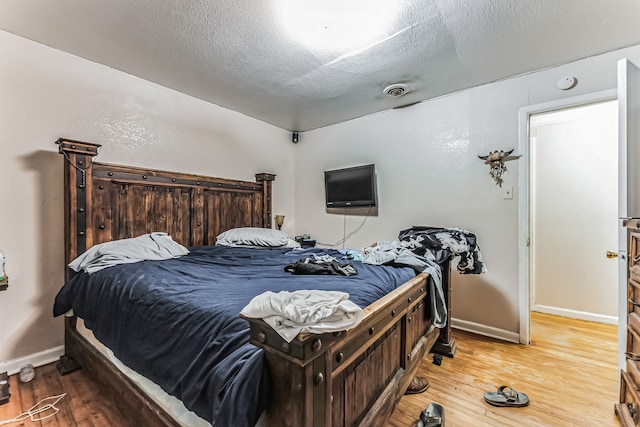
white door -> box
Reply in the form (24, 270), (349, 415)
(518, 89), (617, 345)
(618, 58), (640, 369)
(531, 103), (618, 322)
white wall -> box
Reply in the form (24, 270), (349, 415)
(0, 30), (295, 369)
(3, 27), (640, 367)
(531, 102), (618, 321)
(295, 44), (640, 338)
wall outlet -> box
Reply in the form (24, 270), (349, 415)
(503, 186), (513, 199)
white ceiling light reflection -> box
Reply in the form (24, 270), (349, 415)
(274, 0), (398, 53)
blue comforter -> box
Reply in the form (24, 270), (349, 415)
(53, 246), (415, 426)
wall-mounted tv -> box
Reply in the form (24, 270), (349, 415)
(324, 164), (377, 208)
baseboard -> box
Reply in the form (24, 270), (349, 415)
(0, 346), (65, 376)
(532, 304), (618, 325)
(451, 317), (520, 343)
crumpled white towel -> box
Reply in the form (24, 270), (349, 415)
(69, 232), (189, 274)
(240, 290), (364, 342)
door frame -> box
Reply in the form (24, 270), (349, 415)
(517, 89), (617, 344)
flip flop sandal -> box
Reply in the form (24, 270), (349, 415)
(484, 385), (529, 407)
(417, 402), (444, 427)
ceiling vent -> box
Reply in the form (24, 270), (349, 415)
(383, 83), (409, 97)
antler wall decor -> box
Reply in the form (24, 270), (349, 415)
(478, 149), (521, 187)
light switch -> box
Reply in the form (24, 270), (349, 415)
(503, 186), (513, 199)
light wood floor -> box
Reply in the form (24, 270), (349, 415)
(388, 312), (619, 427)
(0, 312), (618, 426)
(0, 362), (129, 426)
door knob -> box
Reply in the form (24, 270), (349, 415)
(606, 251), (619, 259)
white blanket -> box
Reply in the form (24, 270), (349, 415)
(240, 290), (364, 342)
(69, 232), (189, 274)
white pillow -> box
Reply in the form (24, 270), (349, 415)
(216, 227), (289, 247)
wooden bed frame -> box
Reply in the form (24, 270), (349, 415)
(55, 138), (456, 427)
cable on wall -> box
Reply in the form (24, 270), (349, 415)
(316, 206), (372, 248)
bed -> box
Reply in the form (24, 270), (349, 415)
(53, 138), (456, 427)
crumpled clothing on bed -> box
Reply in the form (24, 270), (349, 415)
(285, 254), (357, 276)
(68, 232), (189, 274)
(398, 226), (487, 274)
(240, 290), (364, 342)
(361, 241), (446, 328)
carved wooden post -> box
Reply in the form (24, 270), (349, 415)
(430, 262), (457, 357)
(56, 138), (101, 280)
(244, 318), (337, 427)
(56, 138), (100, 375)
(255, 173), (276, 228)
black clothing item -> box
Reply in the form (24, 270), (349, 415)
(398, 226), (486, 274)
(285, 258), (357, 276)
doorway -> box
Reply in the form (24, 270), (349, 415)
(529, 101), (618, 323)
(517, 89), (618, 344)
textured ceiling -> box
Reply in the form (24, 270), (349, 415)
(2, 0), (640, 132)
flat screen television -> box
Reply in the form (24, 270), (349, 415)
(324, 164), (377, 208)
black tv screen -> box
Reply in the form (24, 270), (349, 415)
(324, 164), (377, 208)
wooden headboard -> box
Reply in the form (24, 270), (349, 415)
(57, 138), (275, 277)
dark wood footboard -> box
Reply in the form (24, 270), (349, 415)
(244, 268), (450, 427)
